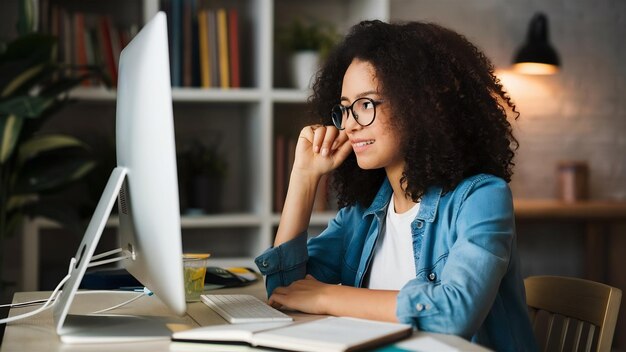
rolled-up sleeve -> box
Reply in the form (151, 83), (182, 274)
(255, 232), (308, 296)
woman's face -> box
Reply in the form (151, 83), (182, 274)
(340, 59), (404, 173)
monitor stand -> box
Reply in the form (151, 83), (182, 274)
(51, 167), (173, 344)
(59, 315), (173, 344)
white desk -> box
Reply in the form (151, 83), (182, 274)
(1, 280), (489, 351)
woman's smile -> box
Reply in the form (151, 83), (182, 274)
(351, 138), (375, 152)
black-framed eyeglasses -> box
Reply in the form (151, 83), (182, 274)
(330, 97), (383, 130)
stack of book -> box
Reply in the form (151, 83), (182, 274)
(164, 0), (241, 88)
(42, 4), (138, 87)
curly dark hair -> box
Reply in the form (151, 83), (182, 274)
(309, 20), (519, 208)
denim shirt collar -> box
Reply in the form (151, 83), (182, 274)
(363, 178), (443, 222)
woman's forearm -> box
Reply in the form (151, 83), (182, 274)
(325, 285), (399, 322)
(274, 170), (321, 247)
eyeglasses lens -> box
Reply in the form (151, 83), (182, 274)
(330, 98), (377, 130)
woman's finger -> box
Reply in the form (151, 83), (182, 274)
(311, 125), (326, 154)
(331, 130), (348, 151)
(332, 137), (354, 166)
(268, 295), (284, 309)
(320, 127), (339, 157)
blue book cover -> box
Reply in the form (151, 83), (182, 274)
(170, 0), (182, 87)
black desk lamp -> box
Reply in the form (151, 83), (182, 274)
(513, 13), (560, 75)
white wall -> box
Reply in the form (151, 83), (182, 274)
(391, 0), (626, 201)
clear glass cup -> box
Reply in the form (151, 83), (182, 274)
(182, 253), (210, 302)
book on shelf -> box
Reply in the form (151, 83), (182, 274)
(171, 317), (413, 352)
(182, 0), (193, 87)
(197, 9), (210, 88)
(100, 16), (119, 86)
(208, 9), (219, 87)
(216, 8), (230, 88)
(274, 135), (287, 212)
(228, 8), (240, 88)
(170, 0), (183, 86)
(162, 1), (241, 88)
(44, 5), (136, 87)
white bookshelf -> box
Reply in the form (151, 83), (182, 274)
(21, 0), (389, 291)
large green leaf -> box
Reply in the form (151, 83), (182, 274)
(17, 0), (36, 36)
(17, 134), (88, 165)
(0, 34), (56, 95)
(0, 95), (54, 118)
(5, 194), (36, 212)
(0, 114), (23, 163)
(12, 155), (96, 194)
(0, 63), (47, 98)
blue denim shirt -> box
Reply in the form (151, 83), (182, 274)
(255, 174), (538, 351)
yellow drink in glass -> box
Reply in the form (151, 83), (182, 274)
(183, 254), (210, 302)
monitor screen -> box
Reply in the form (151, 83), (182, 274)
(115, 11), (186, 316)
(53, 12), (186, 340)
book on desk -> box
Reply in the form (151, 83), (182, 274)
(171, 316), (413, 352)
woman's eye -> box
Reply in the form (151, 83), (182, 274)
(361, 101), (374, 110)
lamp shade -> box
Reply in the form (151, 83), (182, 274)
(513, 13), (560, 75)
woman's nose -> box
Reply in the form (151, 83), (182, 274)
(344, 110), (362, 131)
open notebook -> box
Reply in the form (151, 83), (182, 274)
(171, 316), (412, 352)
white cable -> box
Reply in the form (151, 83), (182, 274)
(1, 290), (148, 310)
(90, 288), (153, 314)
(0, 257), (77, 325)
(90, 248), (123, 261)
(87, 253), (131, 268)
(0, 299), (49, 309)
(1, 250), (140, 319)
(90, 293), (146, 314)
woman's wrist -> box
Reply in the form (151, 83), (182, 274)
(290, 168), (323, 185)
(320, 283), (338, 316)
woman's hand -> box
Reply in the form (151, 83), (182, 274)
(268, 275), (400, 322)
(268, 275), (333, 315)
(292, 125), (353, 178)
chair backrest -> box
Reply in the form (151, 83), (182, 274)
(524, 275), (622, 352)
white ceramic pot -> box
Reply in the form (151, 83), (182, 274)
(290, 50), (320, 90)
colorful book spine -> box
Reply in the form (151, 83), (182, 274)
(216, 8), (230, 89)
(274, 135), (286, 212)
(170, 0), (182, 87)
(73, 12), (88, 85)
(182, 0), (192, 87)
(208, 9), (219, 87)
(228, 8), (240, 88)
(98, 16), (118, 86)
(198, 10), (210, 88)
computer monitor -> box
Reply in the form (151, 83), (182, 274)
(52, 12), (186, 343)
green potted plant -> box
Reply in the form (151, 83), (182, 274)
(0, 1), (102, 293)
(277, 18), (340, 90)
(178, 138), (228, 214)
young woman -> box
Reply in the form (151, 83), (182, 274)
(255, 20), (537, 351)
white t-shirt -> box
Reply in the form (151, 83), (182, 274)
(366, 196), (420, 290)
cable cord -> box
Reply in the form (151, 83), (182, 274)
(1, 249), (129, 310)
(87, 248), (132, 268)
(90, 292), (146, 314)
(0, 257), (76, 325)
(90, 248), (123, 261)
(0, 250), (142, 322)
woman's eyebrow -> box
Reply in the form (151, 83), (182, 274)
(340, 90), (380, 102)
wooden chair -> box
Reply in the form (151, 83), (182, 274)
(524, 276), (622, 352)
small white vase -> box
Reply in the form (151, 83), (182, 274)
(290, 51), (320, 90)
